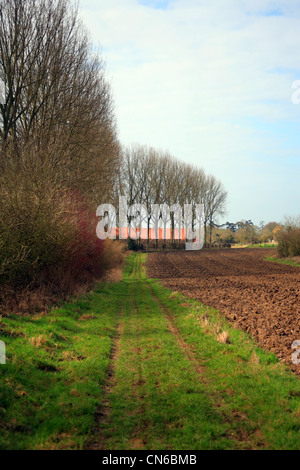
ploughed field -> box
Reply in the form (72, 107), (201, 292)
(147, 248), (300, 373)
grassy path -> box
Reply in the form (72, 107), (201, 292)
(0, 253), (300, 450)
(87, 254), (300, 450)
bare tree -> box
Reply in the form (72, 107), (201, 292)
(121, 143), (228, 247)
(203, 175), (227, 243)
(0, 0), (120, 203)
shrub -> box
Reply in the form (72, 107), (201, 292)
(100, 239), (126, 271)
(128, 239), (139, 251)
(0, 155), (110, 311)
(277, 228), (300, 257)
(0, 183), (106, 289)
(64, 190), (105, 282)
(0, 158), (72, 287)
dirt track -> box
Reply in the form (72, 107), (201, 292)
(147, 249), (300, 374)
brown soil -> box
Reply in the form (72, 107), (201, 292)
(146, 248), (300, 375)
(86, 313), (124, 450)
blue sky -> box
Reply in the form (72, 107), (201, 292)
(139, 0), (169, 9)
(79, 0), (300, 225)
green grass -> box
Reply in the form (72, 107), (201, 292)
(150, 282), (300, 450)
(265, 256), (300, 268)
(0, 253), (299, 450)
(0, 282), (122, 449)
(245, 243), (278, 248)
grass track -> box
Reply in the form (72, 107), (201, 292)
(0, 253), (300, 450)
(265, 256), (300, 268)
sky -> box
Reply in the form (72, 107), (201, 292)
(78, 0), (300, 226)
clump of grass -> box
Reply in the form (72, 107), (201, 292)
(169, 291), (182, 299)
(79, 314), (97, 321)
(217, 331), (230, 344)
(28, 336), (47, 348)
(250, 351), (260, 364)
(199, 313), (210, 329)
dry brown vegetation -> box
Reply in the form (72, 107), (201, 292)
(277, 227), (300, 258)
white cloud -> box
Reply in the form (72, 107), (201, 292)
(79, 0), (300, 223)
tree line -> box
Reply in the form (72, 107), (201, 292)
(0, 0), (121, 305)
(119, 144), (227, 245)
